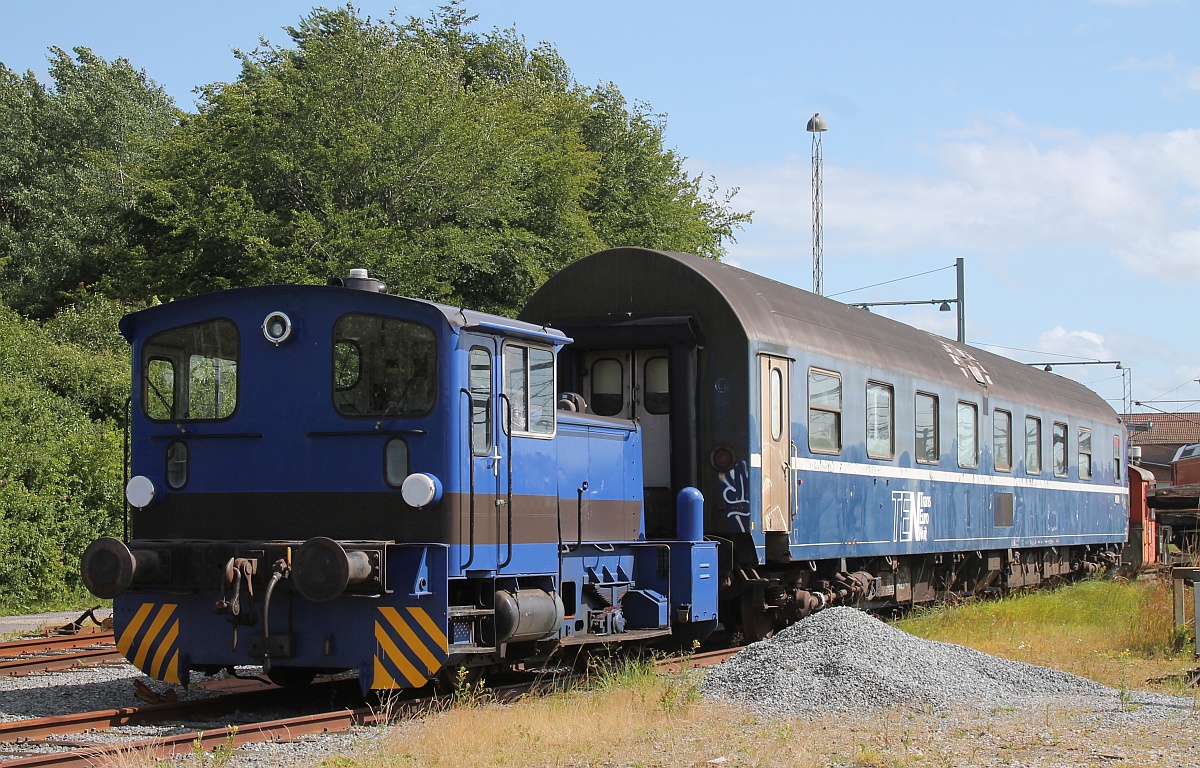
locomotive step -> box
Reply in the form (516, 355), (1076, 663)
(447, 644), (497, 655)
(448, 606), (495, 618)
(557, 627), (672, 646)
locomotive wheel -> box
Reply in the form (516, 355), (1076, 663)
(739, 594), (775, 643)
(266, 666), (318, 689)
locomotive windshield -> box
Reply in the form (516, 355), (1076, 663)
(142, 320), (239, 422)
(333, 314), (437, 418)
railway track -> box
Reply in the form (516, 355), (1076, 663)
(0, 630), (120, 678)
(0, 644), (740, 767)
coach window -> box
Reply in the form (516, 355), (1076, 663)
(915, 392), (939, 464)
(590, 358), (623, 416)
(957, 402), (978, 469)
(866, 382), (894, 460)
(644, 357), (670, 414)
(143, 319), (238, 422)
(469, 348), (492, 455)
(1078, 427), (1093, 480)
(504, 342), (555, 436)
(1025, 416), (1042, 475)
(332, 314), (436, 418)
(1113, 435), (1122, 480)
(770, 367), (785, 440)
(1052, 421), (1068, 477)
(808, 368), (842, 454)
(993, 409), (1013, 472)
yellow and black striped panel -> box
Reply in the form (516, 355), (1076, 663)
(372, 606), (448, 689)
(117, 603), (182, 685)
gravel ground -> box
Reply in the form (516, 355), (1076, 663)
(1, 606), (1196, 766)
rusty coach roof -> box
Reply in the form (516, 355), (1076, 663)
(525, 247), (1118, 423)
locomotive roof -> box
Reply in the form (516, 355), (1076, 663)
(118, 283), (567, 343)
(523, 247), (1118, 424)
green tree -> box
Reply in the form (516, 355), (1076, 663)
(0, 47), (176, 318)
(0, 305), (125, 607)
(130, 4), (748, 314)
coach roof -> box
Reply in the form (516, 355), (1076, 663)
(523, 247), (1116, 423)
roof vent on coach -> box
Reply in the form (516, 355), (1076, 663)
(329, 268), (387, 293)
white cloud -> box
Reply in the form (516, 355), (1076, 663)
(1035, 326), (1114, 362)
(1113, 53), (1200, 94)
(708, 122), (1200, 283)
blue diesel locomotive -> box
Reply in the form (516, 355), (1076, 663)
(81, 248), (1127, 688)
(80, 269), (718, 691)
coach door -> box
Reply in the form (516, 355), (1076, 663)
(759, 355), (792, 534)
(583, 350), (671, 489)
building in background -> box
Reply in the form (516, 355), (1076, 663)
(1124, 412), (1200, 484)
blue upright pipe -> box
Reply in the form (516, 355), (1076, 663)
(676, 487), (705, 542)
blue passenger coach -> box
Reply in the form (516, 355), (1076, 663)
(521, 248), (1127, 639)
(81, 270), (718, 690)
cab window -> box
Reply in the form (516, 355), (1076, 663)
(142, 319), (239, 421)
(505, 342), (555, 436)
(469, 347), (492, 455)
(333, 314), (437, 418)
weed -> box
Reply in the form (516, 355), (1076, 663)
(186, 726), (238, 768)
(1116, 650), (1141, 712)
(451, 666), (489, 708)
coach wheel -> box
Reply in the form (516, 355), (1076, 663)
(266, 666), (317, 689)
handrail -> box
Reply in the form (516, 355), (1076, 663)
(498, 393), (515, 569)
(460, 388), (477, 570)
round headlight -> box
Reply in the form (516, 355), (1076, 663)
(126, 475), (156, 508)
(401, 473), (442, 508)
(262, 311), (293, 344)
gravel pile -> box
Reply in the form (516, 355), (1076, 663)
(702, 606), (1185, 718)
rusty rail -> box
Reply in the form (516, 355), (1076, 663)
(0, 650), (124, 677)
(653, 646), (739, 674)
(0, 678), (281, 744)
(0, 632), (114, 660)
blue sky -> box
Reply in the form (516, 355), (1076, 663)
(3, 0), (1198, 415)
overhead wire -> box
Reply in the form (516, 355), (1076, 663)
(826, 263), (955, 299)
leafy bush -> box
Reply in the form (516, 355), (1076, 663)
(0, 306), (125, 609)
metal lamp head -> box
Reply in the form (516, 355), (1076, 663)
(807, 113), (828, 132)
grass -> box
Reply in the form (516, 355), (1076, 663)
(895, 577), (1192, 690)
